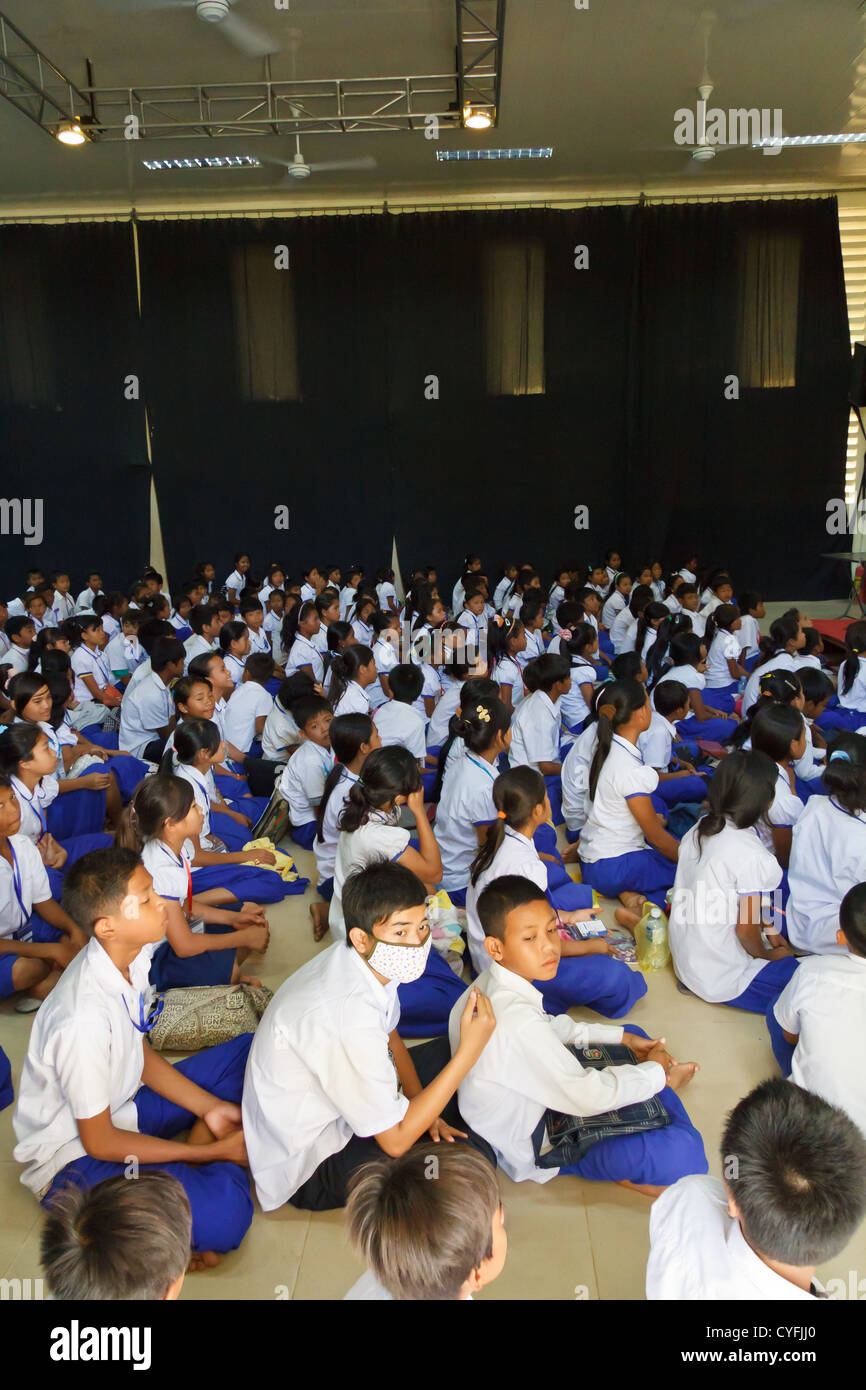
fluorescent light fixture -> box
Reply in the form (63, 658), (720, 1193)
(141, 155), (262, 171)
(56, 120), (86, 146)
(436, 147), (553, 162)
(752, 132), (866, 148)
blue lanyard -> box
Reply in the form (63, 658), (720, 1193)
(123, 991), (165, 1035)
(8, 842), (29, 928)
(466, 754), (497, 782)
(15, 781), (47, 838)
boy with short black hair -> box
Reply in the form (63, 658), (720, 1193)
(261, 672), (314, 763)
(639, 678), (709, 807)
(344, 1145), (506, 1300)
(4, 616), (35, 676)
(119, 636), (185, 761)
(449, 875), (706, 1195)
(13, 847), (254, 1265)
(242, 859), (496, 1212)
(647, 1078), (866, 1298)
(223, 651), (275, 757)
(41, 1171), (192, 1300)
(373, 663), (426, 762)
(278, 692), (335, 849)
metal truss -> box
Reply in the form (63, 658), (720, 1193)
(0, 4), (506, 143)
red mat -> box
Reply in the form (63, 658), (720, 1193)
(813, 619), (856, 644)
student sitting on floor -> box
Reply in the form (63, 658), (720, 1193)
(646, 1079), (866, 1300)
(13, 848), (255, 1265)
(222, 652), (275, 759)
(119, 636), (185, 763)
(242, 860), (496, 1212)
(344, 1145), (506, 1301)
(429, 695), (511, 903)
(183, 604), (220, 673)
(120, 775), (270, 993)
(311, 713), (381, 941)
(41, 1170), (192, 1301)
(749, 703), (806, 870)
(278, 693), (335, 851)
(0, 772), (86, 1012)
(578, 678), (679, 922)
(786, 733), (866, 956)
(668, 750), (797, 1012)
(465, 767), (646, 1020)
(637, 679), (709, 808)
(260, 672), (312, 765)
(768, 882), (866, 1138)
(663, 633), (738, 746)
(449, 875), (705, 1196)
(330, 644), (378, 718)
(373, 663), (427, 766)
(508, 653), (572, 824)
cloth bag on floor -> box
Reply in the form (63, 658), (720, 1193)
(148, 982), (273, 1051)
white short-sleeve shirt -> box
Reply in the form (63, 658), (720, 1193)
(11, 773), (59, 843)
(119, 671), (174, 758)
(426, 675), (462, 746)
(610, 606), (636, 655)
(668, 820), (783, 1003)
(509, 691), (562, 770)
(742, 653), (797, 716)
(12, 938), (153, 1196)
(839, 655), (866, 712)
(0, 833), (50, 939)
(223, 651), (247, 686)
(373, 700), (427, 761)
(223, 681), (274, 755)
(279, 739), (335, 826)
(638, 710), (676, 770)
(663, 663), (705, 693)
(71, 644), (112, 701)
(434, 752), (499, 892)
(314, 767), (359, 882)
(261, 700), (301, 763)
(330, 813), (412, 941)
(602, 590), (627, 630)
(561, 723), (598, 832)
(242, 941), (409, 1210)
(333, 680), (371, 719)
(287, 636), (324, 683)
(465, 827), (548, 974)
(705, 630), (740, 688)
(787, 796), (866, 954)
(737, 614), (761, 660)
(559, 660), (596, 731)
(756, 764), (804, 854)
(578, 735), (658, 863)
(368, 635), (400, 711)
(774, 954), (866, 1138)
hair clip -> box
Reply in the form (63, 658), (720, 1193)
(829, 749), (852, 763)
(356, 776), (364, 787)
(475, 705), (491, 723)
(852, 648), (861, 655)
(497, 810), (507, 819)
(599, 702), (617, 720)
(558, 628), (573, 640)
(492, 614), (504, 627)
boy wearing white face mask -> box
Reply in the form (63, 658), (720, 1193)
(242, 861), (497, 1213)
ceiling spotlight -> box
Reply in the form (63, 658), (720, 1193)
(463, 103), (493, 130)
(56, 119), (86, 146)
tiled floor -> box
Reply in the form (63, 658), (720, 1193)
(2, 594), (863, 1301)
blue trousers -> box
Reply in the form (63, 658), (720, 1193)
(653, 772), (711, 807)
(149, 924), (237, 990)
(721, 956), (799, 1013)
(765, 1000), (796, 1076)
(545, 774), (564, 826)
(557, 1026), (708, 1185)
(397, 947), (466, 1038)
(289, 820), (318, 851)
(46, 832), (113, 899)
(106, 754), (149, 803)
(598, 630), (614, 659)
(191, 861), (308, 903)
(676, 715), (737, 744)
(703, 681), (738, 712)
(41, 1036), (254, 1254)
(0, 1045), (11, 1111)
(816, 705), (865, 733)
(47, 787), (106, 839)
(579, 847), (676, 910)
(537, 952), (647, 1019)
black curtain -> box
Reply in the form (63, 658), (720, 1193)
(0, 223), (148, 597)
(137, 216), (393, 587)
(385, 207), (637, 585)
(624, 197), (850, 600)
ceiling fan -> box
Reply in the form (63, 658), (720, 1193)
(261, 113), (378, 181)
(108, 0), (280, 57)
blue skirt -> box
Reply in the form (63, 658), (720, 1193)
(81, 727), (119, 749)
(0, 1046), (12, 1111)
(47, 787), (106, 839)
(191, 861), (308, 903)
(149, 925), (237, 990)
(579, 846), (676, 911)
(396, 949), (467, 1039)
(289, 820), (318, 851)
(107, 754), (150, 802)
(703, 680), (738, 712)
(46, 832), (114, 899)
(676, 715), (737, 744)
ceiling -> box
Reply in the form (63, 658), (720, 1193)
(2, 0), (866, 214)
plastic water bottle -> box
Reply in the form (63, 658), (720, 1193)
(635, 904), (671, 973)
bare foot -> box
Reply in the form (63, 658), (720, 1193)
(188, 1251), (222, 1273)
(560, 843), (580, 864)
(619, 891), (646, 913)
(614, 906), (641, 934)
(667, 1061), (699, 1093)
(618, 1180), (667, 1198)
(310, 902), (330, 942)
(239, 974), (262, 987)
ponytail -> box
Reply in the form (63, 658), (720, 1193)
(821, 731), (866, 812)
(429, 685), (504, 804)
(755, 613), (800, 671)
(469, 767), (546, 885)
(841, 620), (866, 697)
(731, 669), (802, 749)
(315, 713), (374, 842)
(164, 717), (220, 777)
(282, 600), (315, 651)
(587, 678), (647, 800)
(704, 603), (740, 657)
(337, 745), (420, 834)
(647, 614), (692, 688)
(329, 644), (374, 711)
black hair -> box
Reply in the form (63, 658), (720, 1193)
(563, 622), (597, 662)
(338, 745), (421, 835)
(5, 615), (36, 644)
(749, 702), (805, 765)
(798, 667), (834, 709)
(553, 600), (583, 633)
(8, 671), (50, 719)
(429, 678), (502, 804)
(186, 651), (223, 684)
(239, 597), (263, 618)
(119, 774), (195, 852)
(731, 668), (803, 749)
(219, 620), (248, 654)
(244, 652), (275, 685)
(315, 713), (375, 843)
(722, 1079), (866, 1266)
(668, 632), (705, 670)
(737, 590), (762, 615)
(519, 593), (544, 627)
(388, 663), (424, 704)
(150, 636), (185, 674)
(695, 749), (777, 854)
(627, 584), (653, 620)
(137, 618), (173, 656)
(840, 619), (866, 696)
(171, 674), (211, 711)
(839, 881), (866, 958)
(282, 599), (317, 651)
(276, 671), (315, 710)
(652, 679), (690, 720)
(40, 649), (71, 678)
(821, 731), (866, 812)
(754, 613), (801, 672)
(470, 767), (547, 885)
(26, 627), (64, 672)
(323, 621), (354, 677)
(633, 601), (668, 667)
(161, 717), (220, 776)
(0, 721), (43, 775)
(588, 678), (648, 800)
(329, 644), (374, 712)
(315, 589), (339, 619)
(291, 693), (331, 731)
(61, 847), (143, 936)
(645, 613), (693, 687)
(610, 651), (643, 682)
(703, 603), (740, 655)
(187, 603), (218, 637)
(486, 615), (524, 673)
(523, 652), (570, 695)
(477, 873), (549, 943)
